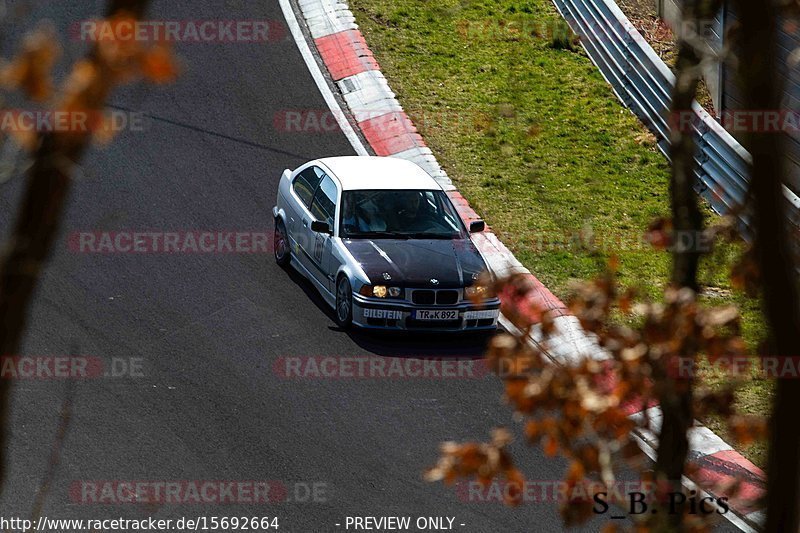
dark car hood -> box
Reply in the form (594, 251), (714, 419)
(343, 238), (487, 288)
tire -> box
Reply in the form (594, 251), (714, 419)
(274, 219), (290, 267)
(335, 276), (354, 329)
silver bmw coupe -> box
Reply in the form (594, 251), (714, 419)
(273, 156), (500, 332)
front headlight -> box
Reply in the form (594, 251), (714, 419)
(465, 285), (489, 298)
(373, 285), (388, 298)
(359, 285), (402, 298)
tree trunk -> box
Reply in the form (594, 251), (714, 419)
(731, 1), (800, 530)
(655, 1), (721, 529)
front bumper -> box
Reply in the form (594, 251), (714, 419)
(352, 294), (501, 332)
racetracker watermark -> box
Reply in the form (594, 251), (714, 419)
(492, 228), (720, 254)
(0, 356), (143, 379)
(69, 231), (272, 254)
(0, 110), (146, 134)
(457, 17), (585, 42)
(455, 17), (728, 44)
(70, 481), (327, 504)
(456, 480), (730, 514)
(671, 110), (800, 133)
(274, 356), (490, 379)
(273, 108), (527, 136)
(457, 479), (657, 504)
(668, 356), (800, 379)
(71, 19), (286, 43)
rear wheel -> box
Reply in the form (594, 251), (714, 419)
(274, 219), (290, 267)
(335, 276), (353, 329)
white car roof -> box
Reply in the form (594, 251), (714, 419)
(316, 156), (442, 191)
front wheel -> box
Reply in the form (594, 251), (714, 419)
(274, 219), (290, 267)
(335, 277), (353, 329)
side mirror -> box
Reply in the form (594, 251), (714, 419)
(469, 220), (486, 233)
(311, 220), (332, 234)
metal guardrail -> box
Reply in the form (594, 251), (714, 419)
(552, 0), (800, 237)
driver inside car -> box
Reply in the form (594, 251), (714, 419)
(388, 191), (439, 233)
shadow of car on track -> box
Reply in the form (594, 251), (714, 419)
(280, 264), (493, 360)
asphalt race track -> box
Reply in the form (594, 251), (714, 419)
(0, 1), (738, 531)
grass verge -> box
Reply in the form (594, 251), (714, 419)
(349, 0), (768, 466)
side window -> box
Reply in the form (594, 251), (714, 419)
(309, 175), (338, 228)
(292, 167), (322, 208)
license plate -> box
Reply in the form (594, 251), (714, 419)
(414, 309), (459, 321)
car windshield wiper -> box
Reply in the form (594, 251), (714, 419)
(345, 231), (410, 239)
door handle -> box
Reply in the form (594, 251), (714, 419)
(302, 219), (308, 228)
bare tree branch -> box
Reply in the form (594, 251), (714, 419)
(0, 0), (150, 494)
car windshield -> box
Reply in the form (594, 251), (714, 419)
(340, 189), (466, 239)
